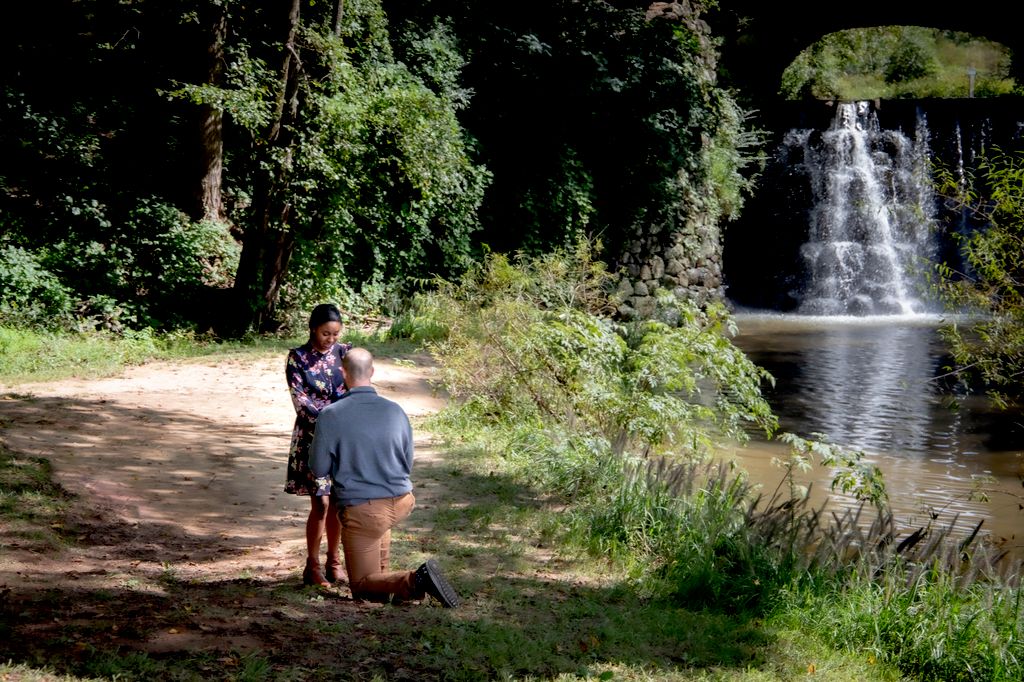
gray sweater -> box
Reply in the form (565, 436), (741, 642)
(308, 386), (414, 506)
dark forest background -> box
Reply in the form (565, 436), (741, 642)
(1, 0), (746, 334)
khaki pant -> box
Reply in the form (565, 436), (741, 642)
(340, 492), (417, 600)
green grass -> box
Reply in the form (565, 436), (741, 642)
(0, 447), (72, 552)
(426, 402), (1022, 681)
(0, 324), (420, 385)
(774, 568), (1024, 681)
(1, 403), (902, 682)
(0, 325), (286, 384)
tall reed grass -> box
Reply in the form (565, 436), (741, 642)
(457, 422), (1024, 680)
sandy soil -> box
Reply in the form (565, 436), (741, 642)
(0, 351), (447, 592)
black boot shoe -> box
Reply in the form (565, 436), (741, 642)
(414, 559), (460, 608)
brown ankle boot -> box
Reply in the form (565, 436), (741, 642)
(325, 554), (344, 584)
(303, 557), (329, 587)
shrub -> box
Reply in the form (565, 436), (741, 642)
(884, 34), (939, 83)
(426, 241), (777, 459)
(0, 245), (74, 327)
(935, 149), (1024, 408)
(41, 198), (240, 329)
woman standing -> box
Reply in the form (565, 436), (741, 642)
(285, 303), (351, 587)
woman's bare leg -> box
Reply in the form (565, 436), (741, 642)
(303, 495), (330, 586)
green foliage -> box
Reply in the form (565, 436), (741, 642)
(423, 241), (777, 458)
(576, 434), (887, 615)
(934, 149), (1024, 408)
(884, 32), (939, 83)
(516, 149), (598, 253)
(705, 97), (766, 222)
(430, 403), (783, 614)
(387, 293), (451, 342)
(0, 1), (231, 330)
(781, 27), (1016, 100)
(392, 19), (473, 111)
(288, 51), (490, 287)
(416, 240), (1021, 680)
(780, 563), (1024, 681)
(433, 388), (1023, 678)
(588, 457), (775, 612)
(390, 0), (734, 258)
(419, 243), (804, 615)
(4, 0), (488, 333)
(777, 433), (888, 507)
(0, 245), (74, 327)
(116, 200), (238, 291)
(175, 8), (489, 322)
(37, 198), (240, 329)
(168, 45), (277, 132)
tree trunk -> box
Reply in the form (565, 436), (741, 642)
(195, 2), (227, 223)
(229, 0), (303, 334)
(332, 0), (344, 37)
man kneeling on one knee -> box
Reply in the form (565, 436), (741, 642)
(309, 347), (459, 607)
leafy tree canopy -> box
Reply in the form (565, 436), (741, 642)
(934, 149), (1024, 409)
(1, 0), (488, 332)
(385, 0), (745, 259)
(0, 0), (754, 333)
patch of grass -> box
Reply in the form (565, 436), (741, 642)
(774, 565), (1024, 681)
(426, 400), (1023, 680)
(235, 653), (274, 682)
(343, 327), (423, 358)
(0, 447), (72, 551)
(78, 648), (167, 680)
(117, 577), (142, 590)
(0, 445), (63, 497)
(0, 325), (422, 386)
(0, 327), (160, 383)
(0, 662), (103, 681)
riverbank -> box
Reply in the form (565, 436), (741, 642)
(0, 344), (902, 681)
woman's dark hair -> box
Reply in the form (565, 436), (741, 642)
(308, 303), (342, 334)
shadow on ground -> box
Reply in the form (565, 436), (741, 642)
(1, 394), (774, 681)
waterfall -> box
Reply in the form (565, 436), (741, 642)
(791, 101), (938, 315)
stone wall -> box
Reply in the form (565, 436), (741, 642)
(615, 2), (725, 319)
(614, 205), (724, 319)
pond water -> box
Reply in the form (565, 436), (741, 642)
(723, 312), (1024, 556)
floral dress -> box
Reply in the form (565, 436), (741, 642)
(284, 341), (352, 496)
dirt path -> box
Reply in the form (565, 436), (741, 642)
(0, 351), (447, 590)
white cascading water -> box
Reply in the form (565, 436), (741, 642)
(789, 101), (938, 315)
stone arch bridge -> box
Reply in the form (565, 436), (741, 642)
(615, 1), (1020, 317)
(704, 0), (1022, 103)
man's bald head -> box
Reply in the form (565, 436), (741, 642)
(342, 347), (374, 386)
